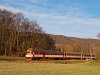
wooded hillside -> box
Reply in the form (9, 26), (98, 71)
(50, 34), (100, 59)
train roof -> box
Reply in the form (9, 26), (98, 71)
(27, 48), (62, 52)
(33, 49), (63, 53)
(27, 48), (94, 55)
(67, 52), (82, 54)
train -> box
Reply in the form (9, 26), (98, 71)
(25, 48), (95, 60)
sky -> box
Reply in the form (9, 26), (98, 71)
(0, 0), (100, 39)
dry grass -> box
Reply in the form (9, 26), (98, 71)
(0, 60), (100, 75)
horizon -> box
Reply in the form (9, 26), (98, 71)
(0, 0), (100, 39)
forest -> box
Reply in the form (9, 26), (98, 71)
(0, 9), (100, 59)
(0, 9), (55, 56)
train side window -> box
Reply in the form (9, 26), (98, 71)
(36, 52), (38, 54)
(40, 52), (41, 54)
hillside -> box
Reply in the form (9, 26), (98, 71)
(50, 34), (100, 55)
(50, 34), (98, 46)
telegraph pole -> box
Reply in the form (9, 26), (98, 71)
(90, 49), (92, 60)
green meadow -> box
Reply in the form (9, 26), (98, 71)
(0, 60), (100, 75)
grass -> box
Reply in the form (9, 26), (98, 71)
(0, 60), (100, 75)
(0, 56), (25, 60)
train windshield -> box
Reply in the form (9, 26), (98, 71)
(27, 51), (33, 54)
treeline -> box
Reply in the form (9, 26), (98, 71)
(0, 9), (55, 56)
(51, 34), (100, 59)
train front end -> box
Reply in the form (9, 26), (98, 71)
(25, 49), (33, 60)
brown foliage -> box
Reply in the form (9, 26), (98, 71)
(51, 35), (99, 59)
(0, 9), (55, 56)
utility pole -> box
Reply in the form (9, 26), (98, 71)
(81, 52), (83, 60)
(90, 49), (92, 60)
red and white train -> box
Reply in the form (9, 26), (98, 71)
(25, 48), (95, 60)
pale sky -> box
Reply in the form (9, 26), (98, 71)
(0, 0), (100, 39)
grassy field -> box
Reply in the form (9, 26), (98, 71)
(0, 60), (100, 75)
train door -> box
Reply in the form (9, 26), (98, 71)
(42, 52), (45, 59)
(64, 52), (66, 59)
